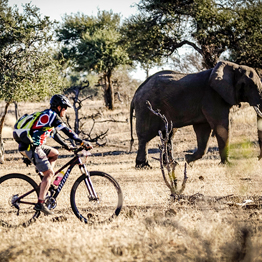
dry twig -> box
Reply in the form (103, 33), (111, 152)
(146, 100), (188, 196)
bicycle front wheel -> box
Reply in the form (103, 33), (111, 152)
(0, 173), (40, 228)
(70, 171), (123, 224)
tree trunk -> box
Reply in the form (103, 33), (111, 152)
(0, 102), (10, 163)
(103, 72), (114, 110)
(146, 68), (149, 79)
(201, 44), (224, 69)
(73, 88), (81, 135)
(14, 102), (19, 120)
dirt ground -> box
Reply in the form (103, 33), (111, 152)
(0, 100), (262, 261)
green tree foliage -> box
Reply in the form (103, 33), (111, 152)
(122, 0), (262, 70)
(226, 1), (262, 70)
(0, 1), (64, 103)
(120, 13), (166, 76)
(56, 10), (131, 110)
(0, 1), (64, 162)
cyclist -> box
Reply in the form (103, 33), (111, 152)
(14, 94), (92, 215)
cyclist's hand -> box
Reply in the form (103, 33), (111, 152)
(81, 141), (93, 150)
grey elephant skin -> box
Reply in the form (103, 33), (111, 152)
(130, 61), (262, 168)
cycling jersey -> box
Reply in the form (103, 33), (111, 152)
(17, 109), (82, 151)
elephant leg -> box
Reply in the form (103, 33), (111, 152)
(213, 124), (229, 164)
(136, 138), (151, 168)
(185, 123), (212, 164)
(257, 115), (262, 160)
(258, 129), (262, 160)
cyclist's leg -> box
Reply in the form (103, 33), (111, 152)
(38, 146), (58, 201)
(26, 146), (56, 215)
(39, 169), (54, 200)
(42, 145), (59, 169)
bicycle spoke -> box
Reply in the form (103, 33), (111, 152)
(0, 174), (40, 227)
(71, 172), (123, 224)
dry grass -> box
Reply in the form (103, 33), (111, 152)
(0, 101), (262, 261)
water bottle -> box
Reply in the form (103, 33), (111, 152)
(53, 171), (65, 186)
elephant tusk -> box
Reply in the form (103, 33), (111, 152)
(253, 106), (262, 117)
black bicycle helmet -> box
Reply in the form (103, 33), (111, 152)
(50, 94), (73, 109)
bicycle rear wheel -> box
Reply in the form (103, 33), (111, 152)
(0, 173), (40, 228)
(70, 171), (123, 224)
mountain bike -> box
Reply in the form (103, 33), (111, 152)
(0, 145), (123, 228)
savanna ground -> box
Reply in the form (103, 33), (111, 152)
(1, 98), (262, 261)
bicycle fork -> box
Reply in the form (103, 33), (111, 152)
(79, 164), (99, 202)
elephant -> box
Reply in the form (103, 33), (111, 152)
(130, 61), (262, 168)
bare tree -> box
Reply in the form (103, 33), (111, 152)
(65, 81), (92, 135)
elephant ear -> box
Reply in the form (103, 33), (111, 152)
(209, 61), (238, 105)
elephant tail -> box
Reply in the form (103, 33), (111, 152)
(130, 98), (135, 152)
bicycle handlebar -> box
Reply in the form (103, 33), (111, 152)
(73, 145), (92, 155)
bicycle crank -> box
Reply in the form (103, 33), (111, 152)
(45, 197), (57, 210)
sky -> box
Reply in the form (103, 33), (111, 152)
(7, 0), (164, 81)
(8, 0), (140, 22)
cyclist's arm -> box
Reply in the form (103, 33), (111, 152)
(52, 130), (71, 149)
(55, 123), (82, 144)
(51, 115), (84, 149)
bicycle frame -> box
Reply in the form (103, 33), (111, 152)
(13, 148), (98, 208)
(52, 152), (98, 200)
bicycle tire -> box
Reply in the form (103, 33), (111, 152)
(70, 171), (123, 224)
(0, 173), (40, 228)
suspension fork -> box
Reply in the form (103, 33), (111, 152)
(79, 164), (98, 200)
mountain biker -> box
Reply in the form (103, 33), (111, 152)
(14, 94), (92, 215)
